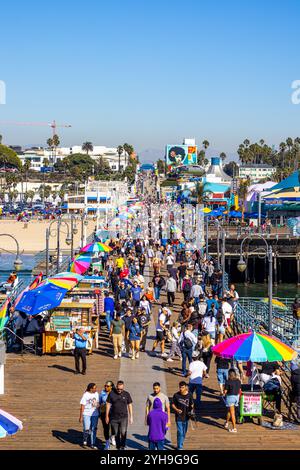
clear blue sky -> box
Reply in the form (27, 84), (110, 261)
(1, 0), (300, 160)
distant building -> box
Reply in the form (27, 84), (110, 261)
(238, 164), (276, 181)
(15, 145), (129, 172)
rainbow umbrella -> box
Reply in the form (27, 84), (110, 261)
(212, 331), (297, 363)
(69, 255), (92, 275)
(261, 298), (288, 312)
(39, 278), (78, 290)
(0, 409), (23, 438)
(53, 272), (83, 281)
(80, 242), (112, 254)
(0, 299), (10, 331)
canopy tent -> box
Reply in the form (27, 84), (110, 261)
(263, 189), (300, 201)
(269, 170), (300, 192)
(203, 182), (231, 194)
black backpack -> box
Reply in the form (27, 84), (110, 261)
(181, 331), (193, 350)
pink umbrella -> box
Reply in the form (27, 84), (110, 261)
(69, 255), (92, 275)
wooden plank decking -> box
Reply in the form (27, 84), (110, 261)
(1, 263), (300, 450)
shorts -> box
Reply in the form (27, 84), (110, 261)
(217, 369), (228, 385)
(225, 395), (239, 407)
(156, 330), (164, 342)
(218, 326), (225, 335)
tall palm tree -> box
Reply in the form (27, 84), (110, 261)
(23, 158), (31, 193)
(243, 139), (250, 148)
(52, 134), (60, 165)
(238, 179), (250, 220)
(220, 152), (226, 163)
(82, 142), (94, 155)
(202, 140), (210, 150)
(47, 137), (54, 165)
(117, 145), (124, 172)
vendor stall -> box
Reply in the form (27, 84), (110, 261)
(42, 299), (98, 354)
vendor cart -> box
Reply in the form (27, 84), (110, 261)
(238, 384), (263, 424)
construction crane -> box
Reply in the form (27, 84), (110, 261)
(0, 120), (72, 137)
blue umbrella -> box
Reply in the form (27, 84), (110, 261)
(16, 283), (68, 315)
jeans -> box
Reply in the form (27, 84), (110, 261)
(176, 419), (189, 449)
(149, 439), (165, 450)
(181, 347), (193, 375)
(106, 312), (112, 330)
(189, 383), (203, 409)
(100, 413), (110, 441)
(154, 287), (161, 300)
(83, 414), (98, 446)
(110, 417), (128, 449)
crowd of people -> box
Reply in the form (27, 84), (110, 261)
(74, 237), (295, 451)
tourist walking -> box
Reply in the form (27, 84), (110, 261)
(224, 368), (241, 433)
(104, 291), (115, 331)
(106, 381), (133, 450)
(109, 312), (125, 359)
(179, 324), (197, 376)
(99, 381), (115, 450)
(147, 398), (168, 450)
(171, 381), (194, 450)
(215, 356), (231, 395)
(74, 327), (88, 375)
(166, 274), (177, 307)
(79, 383), (99, 449)
(128, 316), (142, 360)
(186, 354), (207, 410)
(166, 321), (182, 362)
(152, 307), (168, 357)
(145, 382), (171, 426)
(138, 307), (151, 352)
(152, 273), (165, 301)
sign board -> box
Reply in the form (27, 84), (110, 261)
(166, 145), (197, 168)
(240, 392), (262, 416)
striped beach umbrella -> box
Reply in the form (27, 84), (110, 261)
(80, 242), (112, 254)
(69, 255), (92, 275)
(212, 331), (297, 363)
(0, 409), (23, 438)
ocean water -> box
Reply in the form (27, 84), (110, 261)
(0, 253), (36, 285)
(236, 283), (299, 300)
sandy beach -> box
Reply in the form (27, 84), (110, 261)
(0, 219), (96, 254)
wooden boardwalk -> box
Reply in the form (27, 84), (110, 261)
(1, 264), (300, 450)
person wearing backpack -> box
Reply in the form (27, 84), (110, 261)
(182, 275), (192, 302)
(179, 324), (197, 377)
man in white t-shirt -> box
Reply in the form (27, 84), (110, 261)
(221, 298), (233, 326)
(152, 309), (168, 357)
(186, 355), (207, 410)
(166, 253), (175, 273)
(147, 247), (154, 266)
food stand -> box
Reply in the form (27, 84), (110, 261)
(42, 299), (98, 354)
(238, 384), (263, 424)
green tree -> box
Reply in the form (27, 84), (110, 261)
(95, 156), (111, 176)
(82, 142), (94, 155)
(220, 152), (226, 162)
(202, 140), (210, 150)
(0, 145), (22, 170)
(39, 184), (52, 201)
(63, 153), (94, 180)
(223, 161), (238, 177)
(52, 134), (60, 165)
(43, 157), (50, 167)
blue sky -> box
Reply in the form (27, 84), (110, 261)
(1, 0), (300, 161)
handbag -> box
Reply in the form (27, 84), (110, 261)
(64, 333), (75, 350)
(55, 334), (63, 352)
(86, 336), (93, 350)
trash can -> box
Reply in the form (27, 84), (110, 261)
(0, 340), (6, 395)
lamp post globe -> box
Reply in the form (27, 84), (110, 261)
(65, 237), (72, 246)
(14, 257), (23, 271)
(84, 219), (89, 226)
(237, 257), (247, 273)
(73, 227), (78, 235)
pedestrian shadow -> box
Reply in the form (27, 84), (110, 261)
(151, 364), (178, 375)
(52, 428), (83, 446)
(131, 434), (173, 450)
(48, 364), (75, 374)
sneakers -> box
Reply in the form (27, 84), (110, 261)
(114, 355), (118, 359)
(229, 428), (237, 433)
(135, 352), (139, 359)
(131, 355), (135, 360)
(110, 436), (116, 447)
(83, 441), (88, 447)
(161, 353), (168, 358)
(224, 422), (229, 429)
(104, 441), (110, 450)
(91, 446), (98, 450)
(166, 358), (174, 362)
(118, 352), (122, 358)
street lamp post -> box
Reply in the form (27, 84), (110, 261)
(205, 216), (209, 259)
(0, 234), (23, 272)
(237, 235), (273, 336)
(46, 218), (72, 276)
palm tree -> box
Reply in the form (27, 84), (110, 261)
(0, 135), (2, 144)
(23, 158), (31, 193)
(220, 152), (226, 163)
(243, 139), (250, 148)
(238, 179), (250, 220)
(52, 134), (60, 165)
(202, 140), (210, 150)
(82, 142), (94, 155)
(117, 145), (124, 172)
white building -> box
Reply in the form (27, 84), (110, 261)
(238, 164), (276, 182)
(65, 180), (129, 229)
(17, 145), (129, 172)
